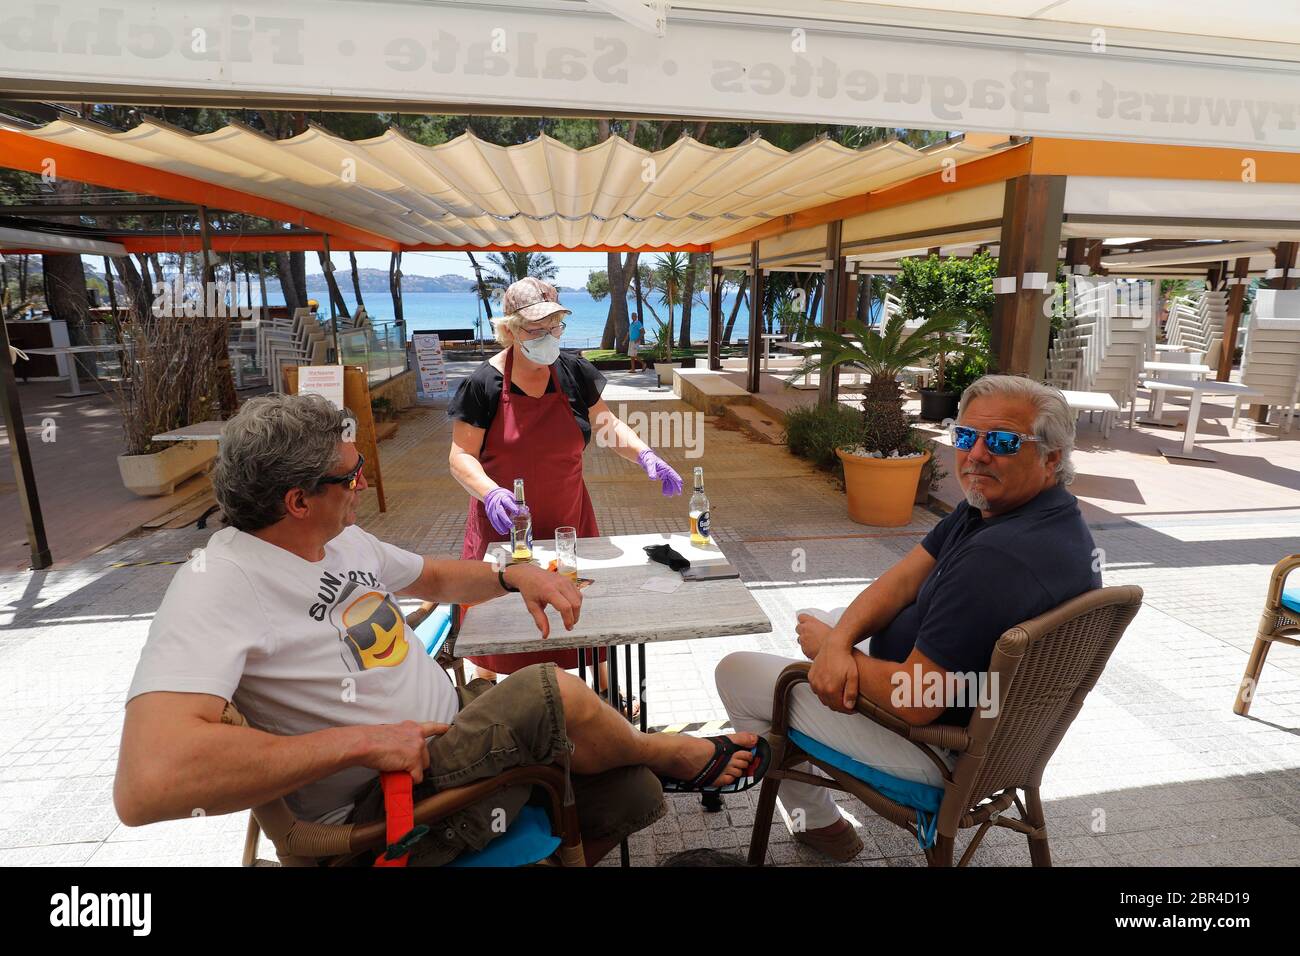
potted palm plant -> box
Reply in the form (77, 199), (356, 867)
(651, 317), (681, 386)
(799, 310), (979, 526)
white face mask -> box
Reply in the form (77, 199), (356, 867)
(518, 333), (561, 365)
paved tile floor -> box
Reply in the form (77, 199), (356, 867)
(1, 367), (1299, 866)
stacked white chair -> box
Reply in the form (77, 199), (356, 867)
(256, 307), (331, 391)
(1232, 289), (1300, 432)
(1164, 290), (1228, 370)
(1046, 276), (1156, 427)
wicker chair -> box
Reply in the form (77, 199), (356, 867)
(747, 585), (1143, 867)
(1234, 554), (1300, 717)
(235, 602), (580, 867)
(226, 702), (584, 867)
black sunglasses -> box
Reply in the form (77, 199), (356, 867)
(319, 453), (365, 491)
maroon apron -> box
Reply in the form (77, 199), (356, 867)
(461, 348), (601, 674)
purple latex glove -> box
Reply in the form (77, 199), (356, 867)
(483, 486), (522, 535)
(638, 449), (684, 497)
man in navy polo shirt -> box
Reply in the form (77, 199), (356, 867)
(716, 375), (1101, 862)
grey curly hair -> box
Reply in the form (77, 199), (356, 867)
(212, 393), (354, 531)
(957, 374), (1077, 485)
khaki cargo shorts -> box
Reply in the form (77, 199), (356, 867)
(350, 662), (665, 866)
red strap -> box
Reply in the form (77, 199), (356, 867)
(372, 771), (415, 867)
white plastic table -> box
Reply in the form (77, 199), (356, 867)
(20, 343), (131, 398)
(760, 334), (785, 371)
(1140, 380), (1264, 461)
(1060, 390), (1121, 438)
(152, 421), (226, 442)
(458, 532), (771, 728)
(773, 340), (819, 388)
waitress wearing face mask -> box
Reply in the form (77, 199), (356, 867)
(448, 277), (684, 708)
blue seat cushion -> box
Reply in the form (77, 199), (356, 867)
(1282, 583), (1300, 616)
(445, 803), (561, 868)
(788, 728), (945, 848)
(411, 604), (453, 658)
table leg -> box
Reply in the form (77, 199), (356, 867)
(56, 353), (91, 399)
(638, 644), (648, 734)
(623, 645), (634, 721)
(1182, 390), (1202, 457)
(1160, 388), (1216, 462)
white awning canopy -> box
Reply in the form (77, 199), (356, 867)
(2, 117), (1015, 249)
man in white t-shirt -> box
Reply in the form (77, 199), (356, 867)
(116, 393), (768, 865)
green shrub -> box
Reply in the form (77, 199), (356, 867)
(784, 403), (863, 470)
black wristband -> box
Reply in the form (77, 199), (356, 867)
(498, 567), (520, 593)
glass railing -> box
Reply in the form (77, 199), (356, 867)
(337, 318), (409, 387)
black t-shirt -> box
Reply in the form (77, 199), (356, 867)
(447, 352), (607, 447)
(869, 483), (1102, 724)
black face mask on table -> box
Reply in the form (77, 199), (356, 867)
(644, 544), (691, 573)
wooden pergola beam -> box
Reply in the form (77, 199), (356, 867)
(991, 175), (1066, 379)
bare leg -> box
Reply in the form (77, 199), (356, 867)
(554, 669), (756, 784)
(475, 666), (498, 682)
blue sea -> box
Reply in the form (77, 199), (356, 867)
(311, 290), (752, 349)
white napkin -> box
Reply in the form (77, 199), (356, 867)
(640, 575), (682, 594)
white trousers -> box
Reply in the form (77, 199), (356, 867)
(715, 610), (953, 831)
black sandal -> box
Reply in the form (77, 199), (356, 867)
(658, 736), (771, 795)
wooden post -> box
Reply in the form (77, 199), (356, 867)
(746, 243), (763, 394)
(708, 261), (722, 371)
(991, 175), (1066, 378)
(819, 220), (844, 408)
(1217, 257), (1251, 381)
(1270, 241), (1299, 290)
(0, 317), (52, 568)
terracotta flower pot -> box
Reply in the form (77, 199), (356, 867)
(836, 448), (931, 527)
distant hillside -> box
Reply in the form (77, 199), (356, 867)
(299, 270), (475, 293)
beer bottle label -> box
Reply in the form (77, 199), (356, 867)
(697, 510), (710, 538)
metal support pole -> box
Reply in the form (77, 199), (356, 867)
(746, 244), (763, 394)
(0, 319), (52, 568)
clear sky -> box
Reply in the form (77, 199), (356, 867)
(319, 250), (613, 288)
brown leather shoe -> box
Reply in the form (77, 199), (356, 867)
(793, 822), (864, 862)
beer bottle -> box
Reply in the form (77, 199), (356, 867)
(510, 478), (533, 562)
(689, 466), (711, 545)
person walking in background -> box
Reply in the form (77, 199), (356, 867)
(628, 312), (644, 373)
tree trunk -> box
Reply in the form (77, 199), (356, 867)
(111, 256), (149, 320)
(677, 253), (701, 348)
(388, 252), (404, 325)
(600, 252), (636, 351)
(807, 274), (823, 333)
(316, 251), (351, 320)
(349, 252), (367, 313)
(291, 251), (308, 310)
(722, 278), (748, 345)
(275, 252), (301, 311)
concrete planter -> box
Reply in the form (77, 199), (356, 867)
(118, 441), (216, 497)
(654, 361), (683, 385)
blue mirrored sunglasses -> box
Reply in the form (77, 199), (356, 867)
(950, 425), (1042, 456)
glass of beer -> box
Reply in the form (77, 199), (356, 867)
(554, 527), (578, 582)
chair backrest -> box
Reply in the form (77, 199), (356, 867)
(940, 586), (1143, 830)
